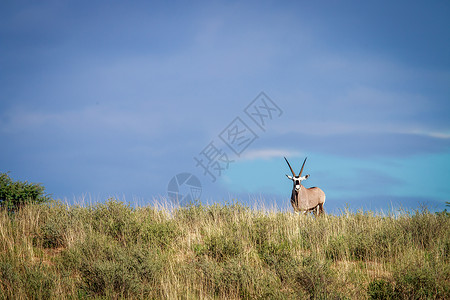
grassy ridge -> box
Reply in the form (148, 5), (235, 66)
(0, 199), (449, 299)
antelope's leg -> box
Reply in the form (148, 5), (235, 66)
(318, 203), (324, 216)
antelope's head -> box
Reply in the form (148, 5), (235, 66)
(285, 157), (310, 191)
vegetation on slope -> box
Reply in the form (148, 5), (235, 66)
(0, 199), (449, 299)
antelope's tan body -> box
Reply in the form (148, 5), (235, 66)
(290, 185), (325, 215)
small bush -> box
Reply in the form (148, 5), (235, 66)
(23, 264), (55, 300)
(62, 232), (164, 298)
(250, 215), (273, 248)
(400, 209), (445, 249)
(218, 258), (255, 298)
(257, 239), (292, 266)
(205, 201), (248, 224)
(41, 222), (65, 248)
(175, 200), (206, 224)
(200, 232), (243, 262)
(37, 201), (86, 249)
(0, 253), (55, 299)
(141, 220), (180, 249)
(0, 172), (51, 211)
(394, 263), (442, 299)
(297, 226), (312, 250)
(391, 250), (450, 299)
(194, 256), (295, 299)
(296, 255), (336, 298)
(326, 230), (377, 261)
(367, 279), (395, 300)
(371, 221), (404, 258)
(326, 234), (347, 261)
(349, 232), (373, 260)
(0, 256), (20, 298)
(91, 199), (140, 244)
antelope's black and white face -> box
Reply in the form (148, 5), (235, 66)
(286, 174), (310, 191)
(284, 156), (309, 191)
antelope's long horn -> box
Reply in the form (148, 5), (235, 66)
(284, 157), (296, 177)
(299, 157), (307, 177)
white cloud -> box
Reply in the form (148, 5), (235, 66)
(407, 130), (450, 140)
(240, 148), (302, 161)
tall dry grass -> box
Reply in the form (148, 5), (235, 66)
(0, 198), (449, 299)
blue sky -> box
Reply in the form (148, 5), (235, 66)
(1, 1), (449, 212)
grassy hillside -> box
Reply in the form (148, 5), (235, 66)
(0, 199), (449, 299)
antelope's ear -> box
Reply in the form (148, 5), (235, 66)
(305, 174), (310, 179)
(286, 175), (293, 180)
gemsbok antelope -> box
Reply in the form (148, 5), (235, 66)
(284, 157), (326, 215)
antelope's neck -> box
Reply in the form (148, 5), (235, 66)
(295, 185), (308, 200)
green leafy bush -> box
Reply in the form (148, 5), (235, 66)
(62, 232), (164, 298)
(204, 233), (243, 262)
(297, 255), (336, 298)
(392, 255), (449, 299)
(141, 220), (180, 249)
(367, 279), (395, 300)
(0, 252), (55, 299)
(90, 199), (140, 244)
(326, 234), (347, 261)
(0, 172), (51, 210)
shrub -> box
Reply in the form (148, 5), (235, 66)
(348, 231), (373, 260)
(0, 172), (51, 211)
(41, 222), (65, 249)
(371, 220), (404, 258)
(194, 256), (293, 299)
(205, 201), (248, 224)
(391, 250), (450, 299)
(62, 232), (164, 298)
(141, 220), (180, 249)
(393, 262), (444, 299)
(326, 230), (376, 261)
(367, 279), (395, 300)
(90, 199), (140, 244)
(400, 209), (444, 249)
(196, 232), (243, 262)
(326, 234), (347, 261)
(0, 252), (55, 299)
(175, 200), (206, 224)
(296, 255), (336, 298)
(38, 202), (68, 248)
(257, 239), (292, 268)
(36, 201), (87, 249)
(250, 215), (273, 249)
(217, 258), (255, 298)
